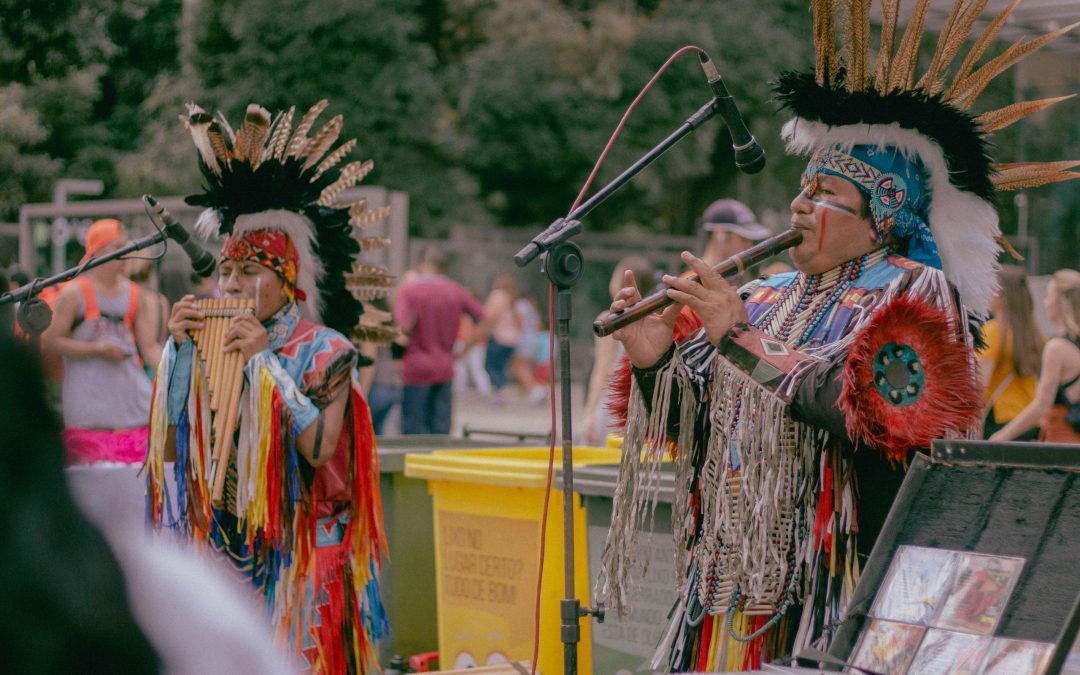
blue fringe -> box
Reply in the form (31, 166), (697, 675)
(170, 408), (189, 530)
(363, 559), (389, 640)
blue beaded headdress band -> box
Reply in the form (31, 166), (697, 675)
(805, 147), (941, 269)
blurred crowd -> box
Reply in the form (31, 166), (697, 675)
(2, 211), (1078, 461)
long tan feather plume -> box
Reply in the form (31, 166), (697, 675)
(207, 121), (233, 168)
(301, 115), (344, 170)
(873, 0), (900, 93)
(317, 160), (374, 206)
(975, 94), (1076, 133)
(351, 205), (391, 229)
(917, 0), (980, 94)
(951, 21), (1080, 110)
(813, 0), (837, 86)
(347, 264), (396, 288)
(946, 0), (1021, 98)
(213, 110), (236, 145)
(846, 0), (872, 91)
(887, 0), (932, 92)
(264, 106), (296, 162)
(351, 323), (401, 345)
(183, 103), (221, 176)
(357, 306), (394, 325)
(348, 199), (368, 219)
(921, 0), (989, 96)
(991, 161), (1080, 191)
(286, 99), (329, 159)
(313, 139), (357, 180)
(356, 236), (392, 251)
(348, 286), (394, 303)
(232, 104), (272, 165)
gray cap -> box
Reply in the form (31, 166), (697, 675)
(702, 199), (770, 241)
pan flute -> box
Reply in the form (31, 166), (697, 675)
(189, 298), (256, 505)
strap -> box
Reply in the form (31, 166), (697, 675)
(984, 371), (1015, 416)
(76, 277), (100, 322)
(124, 281), (140, 333)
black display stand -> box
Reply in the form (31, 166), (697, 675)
(819, 439), (1080, 674)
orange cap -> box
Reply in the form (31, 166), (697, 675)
(81, 219), (126, 262)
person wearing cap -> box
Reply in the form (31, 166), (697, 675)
(700, 198), (773, 285)
(596, 1), (1079, 670)
(43, 219), (162, 465)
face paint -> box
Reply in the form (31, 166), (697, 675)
(819, 208), (828, 251)
(798, 184), (859, 217)
(255, 275), (262, 318)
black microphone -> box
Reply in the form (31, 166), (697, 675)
(143, 195), (217, 277)
(699, 51), (766, 174)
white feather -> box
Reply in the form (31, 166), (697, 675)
(193, 209), (222, 241)
(781, 117), (1001, 315)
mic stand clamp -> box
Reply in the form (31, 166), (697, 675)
(514, 218), (582, 268)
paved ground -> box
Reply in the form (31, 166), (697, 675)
(379, 381), (587, 443)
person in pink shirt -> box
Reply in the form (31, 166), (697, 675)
(393, 246), (485, 434)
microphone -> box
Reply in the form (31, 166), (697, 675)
(698, 51), (766, 174)
(143, 195), (217, 277)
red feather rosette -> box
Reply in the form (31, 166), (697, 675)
(840, 295), (980, 463)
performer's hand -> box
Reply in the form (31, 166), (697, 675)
(223, 314), (270, 362)
(662, 252), (748, 346)
(168, 295), (204, 345)
(609, 270), (680, 368)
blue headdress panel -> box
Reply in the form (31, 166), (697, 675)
(805, 146), (941, 270)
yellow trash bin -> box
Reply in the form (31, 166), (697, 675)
(404, 447), (621, 675)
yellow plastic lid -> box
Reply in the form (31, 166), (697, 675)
(404, 446), (623, 488)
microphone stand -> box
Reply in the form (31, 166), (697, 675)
(513, 93), (725, 675)
(0, 222), (173, 341)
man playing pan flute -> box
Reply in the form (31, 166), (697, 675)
(595, 1), (1080, 671)
(146, 100), (396, 674)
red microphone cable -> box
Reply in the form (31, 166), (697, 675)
(528, 44), (704, 675)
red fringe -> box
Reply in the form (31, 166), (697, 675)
(743, 615), (767, 670)
(840, 295), (981, 462)
(310, 538), (351, 674)
(697, 614), (713, 668)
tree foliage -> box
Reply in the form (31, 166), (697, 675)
(1, 0), (1075, 269)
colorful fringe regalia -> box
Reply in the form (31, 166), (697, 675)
(597, 0), (1080, 669)
(146, 302), (387, 673)
(597, 256), (981, 671)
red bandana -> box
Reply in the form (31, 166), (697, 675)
(220, 229), (305, 302)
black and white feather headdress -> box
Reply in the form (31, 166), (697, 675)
(181, 100), (397, 343)
(776, 0), (1079, 315)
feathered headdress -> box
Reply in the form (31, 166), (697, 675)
(181, 100), (397, 342)
(776, 0), (1079, 316)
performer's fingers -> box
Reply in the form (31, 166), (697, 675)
(610, 284), (642, 313)
(664, 288), (697, 307)
(231, 314), (260, 329)
(680, 251), (719, 288)
(660, 273), (705, 299)
(660, 301), (682, 327)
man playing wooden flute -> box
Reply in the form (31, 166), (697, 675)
(146, 100), (394, 674)
(595, 2), (1080, 671)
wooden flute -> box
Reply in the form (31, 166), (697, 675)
(592, 228), (803, 337)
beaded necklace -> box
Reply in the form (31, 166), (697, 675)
(756, 248), (887, 347)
